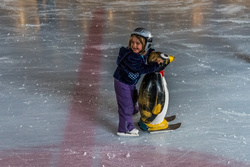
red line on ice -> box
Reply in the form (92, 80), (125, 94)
(58, 9), (105, 166)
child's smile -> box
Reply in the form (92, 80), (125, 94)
(130, 36), (143, 54)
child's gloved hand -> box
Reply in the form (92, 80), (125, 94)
(148, 51), (175, 72)
(156, 57), (164, 64)
(148, 52), (175, 72)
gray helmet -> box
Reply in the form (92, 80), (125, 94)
(131, 27), (153, 52)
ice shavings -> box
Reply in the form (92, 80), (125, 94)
(107, 153), (116, 159)
(210, 19), (250, 24)
(89, 44), (121, 50)
(24, 23), (47, 28)
(0, 57), (12, 63)
(217, 108), (250, 117)
(0, 2), (23, 12)
(201, 34), (250, 39)
(65, 148), (79, 155)
(126, 153), (130, 158)
(184, 43), (204, 48)
(216, 4), (245, 15)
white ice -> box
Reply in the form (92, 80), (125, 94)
(0, 0), (250, 166)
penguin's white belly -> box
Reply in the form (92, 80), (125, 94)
(151, 77), (168, 124)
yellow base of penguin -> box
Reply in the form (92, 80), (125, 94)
(144, 119), (168, 131)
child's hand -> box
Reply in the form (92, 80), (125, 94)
(156, 58), (164, 64)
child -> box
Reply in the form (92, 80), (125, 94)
(113, 27), (163, 136)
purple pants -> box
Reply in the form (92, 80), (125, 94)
(114, 79), (139, 133)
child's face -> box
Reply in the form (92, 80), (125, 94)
(130, 36), (143, 54)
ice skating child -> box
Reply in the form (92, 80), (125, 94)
(113, 27), (163, 136)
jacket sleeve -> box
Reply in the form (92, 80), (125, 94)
(139, 62), (160, 74)
(122, 52), (160, 74)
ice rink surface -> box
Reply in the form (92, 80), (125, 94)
(0, 0), (250, 166)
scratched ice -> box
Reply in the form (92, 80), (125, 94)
(0, 0), (250, 167)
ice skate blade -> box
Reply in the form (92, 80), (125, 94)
(117, 132), (139, 137)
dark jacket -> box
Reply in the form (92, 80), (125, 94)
(113, 47), (160, 85)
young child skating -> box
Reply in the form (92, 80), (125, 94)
(113, 28), (163, 136)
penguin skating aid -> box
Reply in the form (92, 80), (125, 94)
(138, 52), (181, 132)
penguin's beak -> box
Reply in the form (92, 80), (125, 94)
(169, 55), (175, 63)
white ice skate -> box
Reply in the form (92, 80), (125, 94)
(117, 128), (139, 137)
